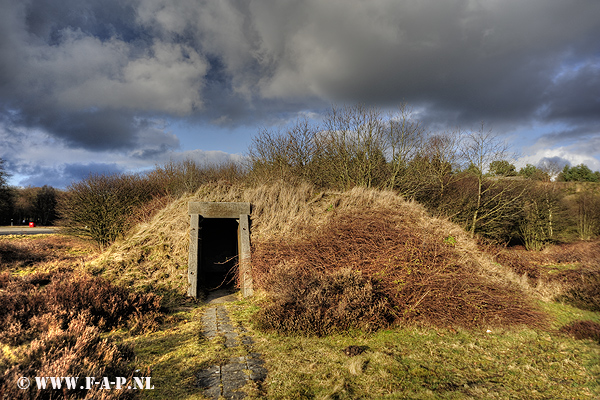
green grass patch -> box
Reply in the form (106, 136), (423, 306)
(540, 263), (582, 274)
(539, 301), (600, 328)
(225, 297), (600, 400)
(125, 304), (253, 400)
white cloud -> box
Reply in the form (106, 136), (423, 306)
(22, 34), (207, 114)
(518, 147), (600, 171)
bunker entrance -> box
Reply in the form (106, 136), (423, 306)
(188, 202), (253, 299)
(201, 218), (238, 289)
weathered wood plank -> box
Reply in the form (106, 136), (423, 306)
(188, 202), (251, 218)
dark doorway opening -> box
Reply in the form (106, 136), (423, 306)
(200, 218), (239, 290)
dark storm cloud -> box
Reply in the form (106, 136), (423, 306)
(1, 0), (599, 180)
(0, 0), (206, 153)
(126, 0), (600, 131)
(14, 108), (138, 151)
(540, 61), (600, 123)
(23, 0), (139, 44)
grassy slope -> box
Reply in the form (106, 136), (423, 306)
(230, 299), (600, 400)
(124, 296), (599, 400)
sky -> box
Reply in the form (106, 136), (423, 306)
(1, 0), (599, 188)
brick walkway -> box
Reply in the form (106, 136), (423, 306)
(197, 290), (267, 399)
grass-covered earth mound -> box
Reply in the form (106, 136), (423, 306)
(99, 181), (547, 334)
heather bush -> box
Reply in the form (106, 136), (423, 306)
(0, 235), (97, 271)
(0, 241), (49, 269)
(0, 272), (162, 346)
(0, 270), (162, 399)
(1, 314), (136, 400)
(560, 320), (600, 343)
(255, 267), (393, 336)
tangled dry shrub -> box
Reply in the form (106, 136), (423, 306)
(0, 271), (162, 346)
(492, 240), (600, 304)
(253, 207), (547, 334)
(1, 314), (136, 400)
(558, 272), (600, 312)
(59, 172), (163, 248)
(255, 267), (393, 336)
(494, 240), (600, 281)
(560, 320), (600, 343)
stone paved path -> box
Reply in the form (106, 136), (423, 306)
(197, 289), (267, 400)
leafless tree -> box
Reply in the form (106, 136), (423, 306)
(319, 104), (388, 188)
(248, 118), (319, 183)
(460, 124), (526, 237)
(382, 104), (426, 190)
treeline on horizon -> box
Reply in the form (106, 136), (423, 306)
(1, 104), (599, 249)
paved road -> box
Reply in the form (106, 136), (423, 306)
(0, 226), (59, 236)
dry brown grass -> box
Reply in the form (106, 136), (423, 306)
(491, 240), (600, 303)
(0, 271), (162, 346)
(252, 206), (547, 333)
(0, 235), (96, 271)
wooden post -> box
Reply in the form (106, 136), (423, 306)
(238, 214), (253, 297)
(188, 213), (200, 297)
